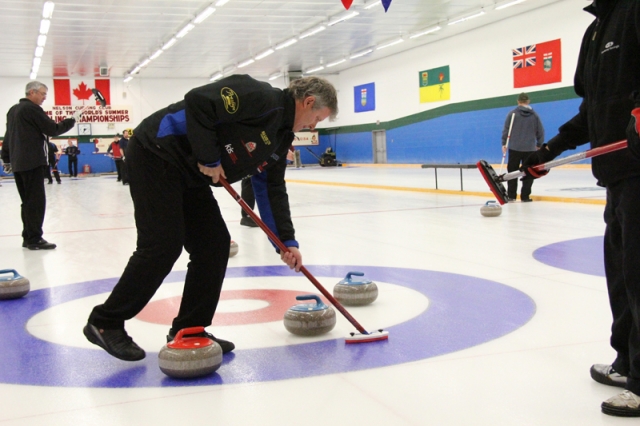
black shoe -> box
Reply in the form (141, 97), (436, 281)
(167, 328), (235, 354)
(521, 198), (533, 202)
(591, 364), (627, 388)
(22, 241), (27, 248)
(240, 216), (258, 228)
(83, 323), (146, 361)
(26, 239), (56, 250)
(57, 181), (61, 184)
(47, 181), (53, 184)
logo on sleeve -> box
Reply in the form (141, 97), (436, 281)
(260, 131), (271, 145)
(601, 41), (619, 54)
(221, 87), (239, 114)
(242, 140), (257, 156)
(225, 144), (238, 163)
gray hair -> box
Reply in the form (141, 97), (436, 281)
(26, 81), (47, 96)
(289, 76), (338, 120)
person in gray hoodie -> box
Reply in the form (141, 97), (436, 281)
(501, 92), (545, 201)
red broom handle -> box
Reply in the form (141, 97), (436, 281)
(218, 177), (368, 334)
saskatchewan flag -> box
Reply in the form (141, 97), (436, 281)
(419, 66), (450, 103)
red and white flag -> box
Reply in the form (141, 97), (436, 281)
(512, 39), (561, 88)
(53, 79), (111, 106)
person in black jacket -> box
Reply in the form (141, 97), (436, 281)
(64, 140), (80, 177)
(83, 74), (338, 363)
(45, 141), (61, 184)
(521, 0), (640, 416)
(1, 81), (77, 250)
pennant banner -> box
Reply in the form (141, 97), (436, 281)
(341, 0), (353, 10)
(382, 0), (392, 12)
(513, 39), (561, 88)
(419, 66), (450, 103)
(53, 79), (111, 106)
(354, 82), (376, 113)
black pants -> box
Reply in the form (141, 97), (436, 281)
(507, 149), (535, 200)
(114, 158), (124, 181)
(14, 166), (47, 244)
(45, 163), (61, 183)
(604, 175), (640, 395)
(89, 137), (230, 332)
(240, 177), (255, 218)
(68, 157), (78, 177)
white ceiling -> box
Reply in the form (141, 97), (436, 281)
(0, 0), (564, 82)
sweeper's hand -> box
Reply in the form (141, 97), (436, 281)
(520, 143), (556, 179)
(198, 163), (226, 184)
(626, 107), (640, 159)
(281, 246), (302, 272)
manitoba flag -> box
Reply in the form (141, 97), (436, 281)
(512, 39), (561, 88)
(53, 79), (111, 106)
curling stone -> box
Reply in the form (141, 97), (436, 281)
(480, 200), (502, 217)
(229, 240), (239, 257)
(158, 326), (223, 379)
(333, 271), (378, 306)
(0, 269), (30, 300)
(284, 295), (336, 336)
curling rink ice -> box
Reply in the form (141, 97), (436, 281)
(0, 164), (623, 425)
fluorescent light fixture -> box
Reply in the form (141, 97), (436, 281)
(305, 65), (325, 73)
(326, 58), (346, 68)
(123, 75), (133, 83)
(130, 65), (142, 75)
(299, 25), (326, 39)
(328, 11), (359, 26)
(139, 58), (151, 67)
(32, 57), (41, 71)
(176, 23), (195, 38)
(162, 38), (177, 50)
(210, 72), (223, 81)
(150, 49), (163, 60)
(237, 58), (255, 68)
(268, 72), (282, 81)
(215, 0), (230, 5)
(409, 25), (441, 39)
(495, 0), (526, 10)
(364, 0), (381, 9)
(448, 10), (485, 25)
(42, 1), (55, 19)
(35, 46), (44, 57)
(193, 6), (215, 23)
(275, 37), (298, 50)
(30, 72), (37, 80)
(39, 19), (51, 34)
(255, 48), (274, 60)
(37, 35), (47, 47)
(377, 37), (404, 50)
(350, 48), (374, 59)
(223, 65), (237, 74)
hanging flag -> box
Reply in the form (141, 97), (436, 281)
(53, 79), (111, 106)
(419, 66), (450, 103)
(354, 82), (376, 113)
(341, 0), (353, 10)
(382, 0), (392, 12)
(513, 39), (561, 88)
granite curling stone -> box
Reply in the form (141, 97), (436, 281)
(158, 326), (223, 379)
(333, 271), (378, 306)
(284, 295), (336, 336)
(480, 200), (502, 217)
(0, 269), (30, 300)
(229, 240), (239, 257)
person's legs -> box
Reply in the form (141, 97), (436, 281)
(45, 165), (53, 184)
(13, 167), (46, 245)
(240, 177), (255, 217)
(506, 150), (520, 200)
(114, 159), (123, 181)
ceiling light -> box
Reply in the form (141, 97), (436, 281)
(210, 72), (223, 81)
(130, 65), (142, 75)
(176, 23), (195, 38)
(326, 58), (346, 68)
(495, 0), (526, 10)
(215, 0), (230, 5)
(409, 25), (441, 39)
(275, 37), (298, 50)
(255, 48), (274, 60)
(149, 49), (163, 60)
(39, 19), (51, 34)
(139, 58), (151, 67)
(377, 37), (404, 50)
(32, 57), (41, 71)
(37, 35), (47, 47)
(305, 65), (325, 74)
(162, 38), (177, 50)
(350, 48), (374, 59)
(328, 11), (359, 26)
(364, 0), (381, 9)
(34, 46), (44, 57)
(223, 65), (237, 74)
(448, 10), (485, 25)
(268, 72), (282, 81)
(238, 58), (255, 68)
(30, 72), (37, 80)
(193, 5), (215, 23)
(42, 1), (55, 19)
(124, 76), (133, 83)
(299, 25), (326, 39)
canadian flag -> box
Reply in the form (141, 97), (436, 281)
(53, 79), (111, 106)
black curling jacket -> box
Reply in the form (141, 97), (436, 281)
(133, 74), (298, 248)
(2, 98), (75, 172)
(546, 0), (640, 185)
